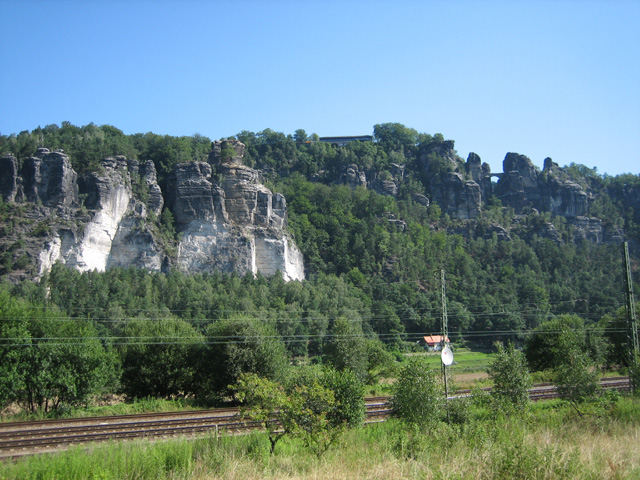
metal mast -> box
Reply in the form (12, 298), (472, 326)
(440, 269), (451, 422)
(623, 242), (639, 393)
(441, 269), (448, 344)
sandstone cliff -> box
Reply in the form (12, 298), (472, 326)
(0, 141), (304, 282)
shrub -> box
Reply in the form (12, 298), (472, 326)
(487, 342), (532, 415)
(391, 357), (444, 427)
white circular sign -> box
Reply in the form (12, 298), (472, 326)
(441, 345), (454, 366)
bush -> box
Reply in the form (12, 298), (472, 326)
(487, 342), (532, 415)
(391, 357), (444, 427)
(322, 367), (366, 427)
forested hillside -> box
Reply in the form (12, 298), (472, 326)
(1, 122), (638, 411)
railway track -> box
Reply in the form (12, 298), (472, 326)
(0, 378), (630, 460)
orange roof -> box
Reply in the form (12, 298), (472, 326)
(423, 335), (450, 345)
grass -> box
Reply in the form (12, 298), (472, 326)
(0, 397), (201, 424)
(3, 396), (639, 479)
(423, 349), (495, 372)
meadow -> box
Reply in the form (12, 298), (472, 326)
(2, 397), (638, 480)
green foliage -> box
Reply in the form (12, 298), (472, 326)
(391, 357), (444, 427)
(373, 122), (418, 147)
(321, 367), (366, 427)
(323, 316), (368, 382)
(234, 371), (350, 458)
(0, 287), (30, 408)
(0, 288), (120, 413)
(201, 317), (288, 398)
(487, 342), (532, 414)
(364, 338), (396, 385)
(552, 331), (602, 411)
(118, 317), (204, 399)
(280, 380), (341, 458)
(524, 315), (605, 372)
(233, 373), (289, 454)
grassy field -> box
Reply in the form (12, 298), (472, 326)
(416, 349), (494, 373)
(3, 397), (639, 479)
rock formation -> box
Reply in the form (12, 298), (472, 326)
(495, 153), (589, 217)
(169, 148), (304, 281)
(418, 140), (482, 220)
(1, 141), (304, 282)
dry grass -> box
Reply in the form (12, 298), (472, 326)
(2, 398), (639, 480)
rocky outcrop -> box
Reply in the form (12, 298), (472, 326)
(41, 156), (164, 274)
(0, 154), (19, 202)
(340, 164), (367, 188)
(430, 173), (481, 220)
(465, 153), (492, 202)
(495, 153), (588, 217)
(1, 142), (304, 282)
(22, 149), (79, 208)
(418, 140), (482, 219)
(209, 139), (246, 165)
(373, 177), (398, 197)
(171, 156), (304, 281)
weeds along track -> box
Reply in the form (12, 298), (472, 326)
(0, 399), (392, 460)
(0, 378), (630, 460)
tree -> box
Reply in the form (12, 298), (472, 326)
(321, 367), (366, 427)
(364, 339), (396, 385)
(280, 380), (341, 458)
(234, 371), (349, 457)
(200, 317), (288, 398)
(118, 317), (204, 399)
(293, 129), (308, 143)
(323, 316), (367, 382)
(233, 373), (289, 454)
(17, 314), (119, 413)
(487, 342), (531, 414)
(391, 357), (443, 427)
(524, 315), (604, 372)
(0, 287), (30, 408)
(373, 123), (418, 147)
(553, 331), (601, 413)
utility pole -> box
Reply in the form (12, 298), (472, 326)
(441, 269), (449, 346)
(440, 269), (452, 421)
(623, 242), (639, 394)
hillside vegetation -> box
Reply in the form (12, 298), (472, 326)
(0, 122), (639, 414)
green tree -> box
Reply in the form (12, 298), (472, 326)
(118, 317), (204, 399)
(201, 317), (288, 398)
(0, 287), (30, 408)
(323, 316), (367, 382)
(364, 339), (396, 385)
(487, 342), (532, 414)
(321, 367), (366, 427)
(17, 313), (119, 413)
(234, 372), (347, 458)
(391, 357), (443, 427)
(280, 380), (341, 458)
(233, 373), (290, 454)
(553, 331), (601, 413)
(524, 315), (604, 372)
(293, 129), (308, 143)
(373, 123), (418, 147)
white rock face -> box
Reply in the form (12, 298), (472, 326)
(37, 236), (62, 279)
(27, 145), (304, 282)
(254, 234), (305, 281)
(172, 158), (305, 281)
(74, 183), (131, 271)
(34, 157), (165, 275)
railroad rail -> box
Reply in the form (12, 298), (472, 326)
(0, 378), (630, 460)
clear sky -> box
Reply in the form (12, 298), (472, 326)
(1, 0), (639, 176)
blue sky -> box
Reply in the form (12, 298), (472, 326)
(1, 0), (639, 176)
